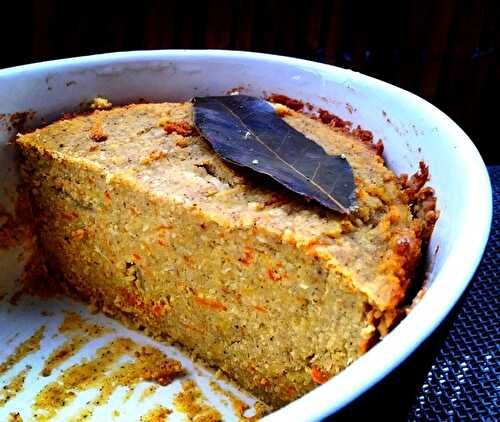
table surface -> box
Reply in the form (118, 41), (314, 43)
(332, 166), (499, 421)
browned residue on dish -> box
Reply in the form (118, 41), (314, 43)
(58, 311), (107, 335)
(400, 161), (439, 242)
(7, 412), (23, 422)
(0, 325), (45, 375)
(139, 384), (159, 402)
(0, 185), (58, 306)
(267, 93), (385, 157)
(209, 380), (268, 421)
(139, 405), (172, 422)
(398, 161), (439, 311)
(0, 365), (30, 406)
(0, 187), (35, 250)
(8, 262), (60, 306)
(121, 386), (136, 403)
(66, 407), (93, 422)
(226, 86), (246, 96)
(7, 110), (36, 132)
(174, 379), (223, 421)
(267, 94), (304, 111)
(40, 312), (112, 377)
(32, 337), (184, 421)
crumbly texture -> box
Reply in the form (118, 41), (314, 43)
(16, 101), (430, 407)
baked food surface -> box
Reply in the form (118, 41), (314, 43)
(16, 100), (432, 407)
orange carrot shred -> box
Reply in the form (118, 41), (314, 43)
(194, 296), (227, 311)
(311, 367), (330, 384)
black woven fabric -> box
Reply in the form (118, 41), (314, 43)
(407, 166), (500, 421)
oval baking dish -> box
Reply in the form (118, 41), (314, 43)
(0, 51), (492, 421)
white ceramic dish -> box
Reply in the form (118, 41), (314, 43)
(0, 50), (492, 421)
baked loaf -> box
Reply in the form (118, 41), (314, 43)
(16, 100), (429, 407)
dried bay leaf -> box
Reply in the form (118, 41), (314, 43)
(192, 95), (356, 213)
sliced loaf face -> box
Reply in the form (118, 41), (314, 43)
(16, 101), (423, 406)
